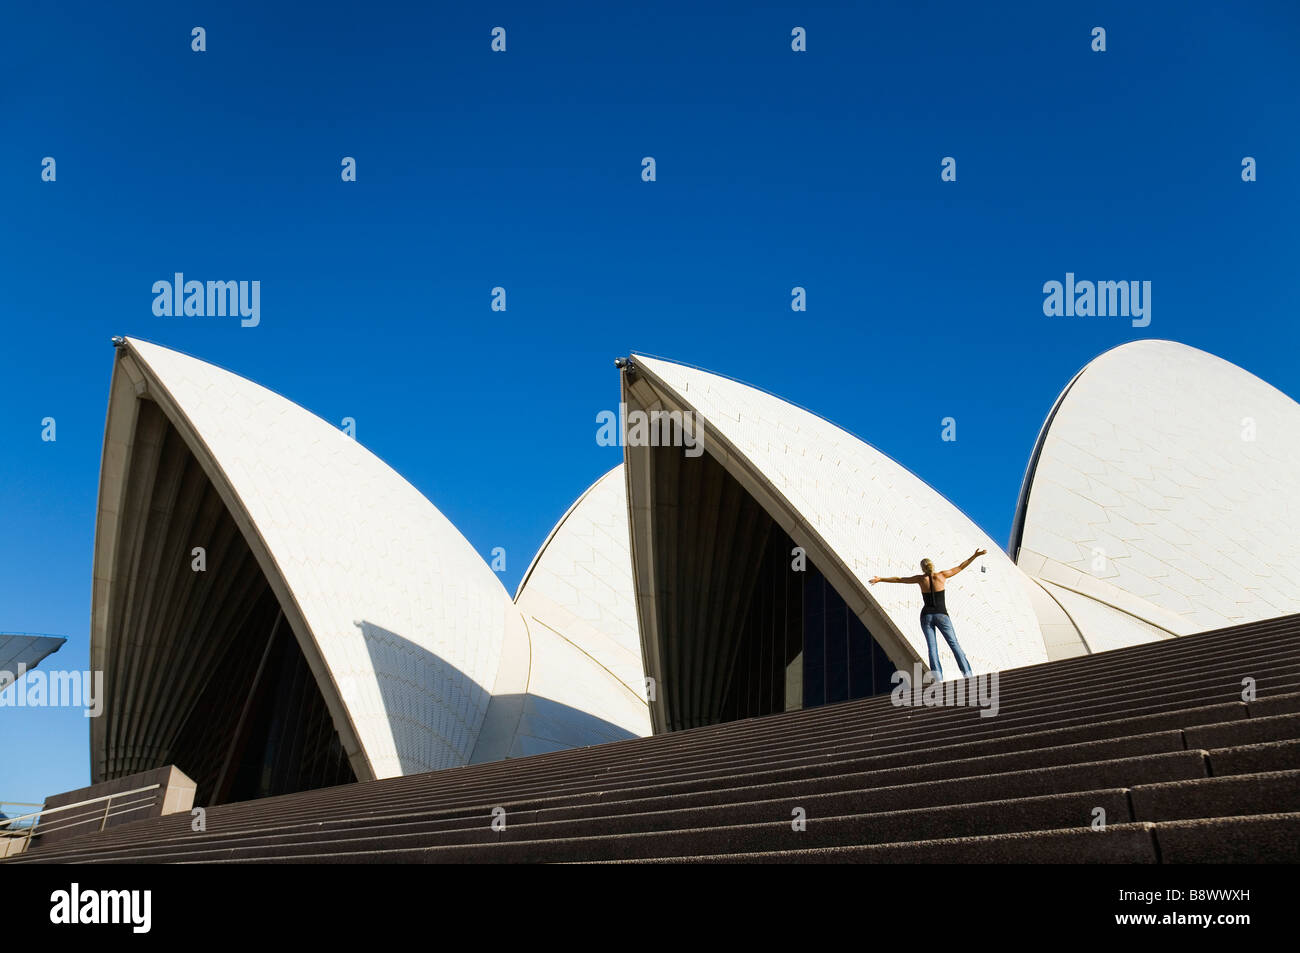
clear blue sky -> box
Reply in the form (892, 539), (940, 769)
(2, 1), (1297, 803)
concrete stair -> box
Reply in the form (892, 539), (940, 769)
(7, 613), (1299, 863)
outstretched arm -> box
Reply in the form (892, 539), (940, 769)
(942, 548), (988, 578)
(869, 574), (923, 585)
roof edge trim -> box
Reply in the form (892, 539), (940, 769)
(94, 339), (376, 783)
(513, 465), (622, 603)
(624, 357), (921, 677)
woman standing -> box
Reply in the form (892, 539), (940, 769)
(869, 549), (985, 680)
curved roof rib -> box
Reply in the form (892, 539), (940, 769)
(1013, 340), (1300, 634)
(91, 338), (514, 785)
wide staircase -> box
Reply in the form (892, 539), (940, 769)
(7, 614), (1300, 863)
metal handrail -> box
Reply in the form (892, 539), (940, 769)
(0, 802), (42, 832)
(0, 784), (161, 851)
(20, 794), (160, 839)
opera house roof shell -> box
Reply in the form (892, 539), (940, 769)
(88, 337), (1300, 796)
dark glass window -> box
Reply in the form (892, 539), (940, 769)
(653, 443), (901, 728)
(802, 571), (826, 709)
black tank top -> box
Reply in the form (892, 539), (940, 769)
(922, 574), (948, 614)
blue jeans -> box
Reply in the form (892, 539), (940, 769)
(920, 611), (973, 681)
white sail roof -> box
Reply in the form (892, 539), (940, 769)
(94, 338), (515, 780)
(1013, 340), (1300, 633)
(0, 634), (66, 685)
(629, 355), (1049, 676)
(476, 466), (649, 760)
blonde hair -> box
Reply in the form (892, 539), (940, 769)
(920, 558), (934, 574)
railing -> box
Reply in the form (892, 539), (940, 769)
(0, 802), (41, 832)
(0, 785), (161, 853)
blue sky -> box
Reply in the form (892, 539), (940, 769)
(1, 1), (1297, 803)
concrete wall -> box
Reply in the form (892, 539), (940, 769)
(36, 765), (196, 848)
